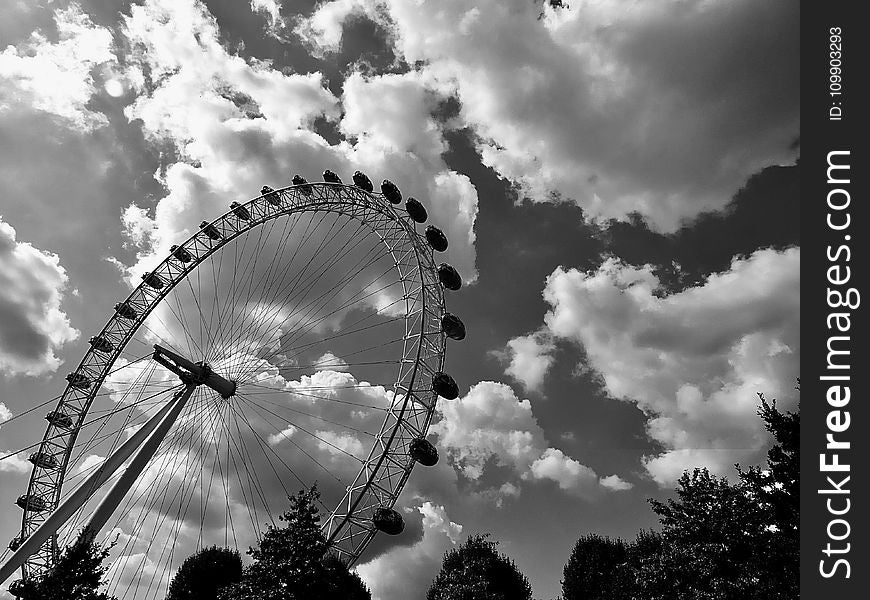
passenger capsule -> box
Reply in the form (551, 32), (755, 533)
(199, 221), (222, 240)
(323, 169), (342, 184)
(372, 507), (405, 535)
(142, 271), (165, 290)
(380, 180), (402, 204)
(230, 201), (251, 221)
(352, 171), (373, 192)
(170, 244), (193, 263)
(89, 335), (115, 354)
(432, 372), (459, 400)
(440, 313), (466, 340)
(425, 226), (448, 252)
(115, 302), (137, 320)
(16, 495), (48, 512)
(9, 535), (27, 551)
(409, 438), (439, 466)
(261, 186), (281, 206)
(405, 198), (427, 223)
(46, 411), (73, 429)
(28, 452), (58, 470)
(8, 579), (28, 597)
(293, 174), (313, 196)
(66, 372), (92, 391)
(437, 263), (462, 291)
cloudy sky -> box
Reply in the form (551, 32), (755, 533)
(0, 1), (799, 599)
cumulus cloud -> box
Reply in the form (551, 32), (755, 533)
(267, 424), (298, 445)
(0, 217), (79, 376)
(527, 448), (598, 491)
(599, 474), (633, 492)
(0, 450), (29, 474)
(115, 0), (477, 284)
(250, 0), (286, 32)
(294, 0), (368, 56)
(75, 454), (106, 475)
(0, 401), (30, 474)
(295, 0), (798, 232)
(313, 351), (350, 372)
(0, 4), (116, 131)
(526, 247), (800, 485)
(357, 502), (462, 600)
(431, 381), (630, 496)
(495, 329), (554, 392)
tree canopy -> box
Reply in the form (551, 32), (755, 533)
(427, 534), (533, 600)
(13, 534), (116, 600)
(217, 486), (370, 600)
(562, 389), (799, 600)
(166, 546), (242, 600)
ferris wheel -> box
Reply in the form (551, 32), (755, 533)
(0, 170), (467, 598)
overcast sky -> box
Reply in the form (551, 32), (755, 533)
(0, 1), (799, 599)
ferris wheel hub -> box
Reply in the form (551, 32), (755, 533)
(151, 345), (237, 398)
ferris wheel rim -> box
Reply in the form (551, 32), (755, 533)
(15, 180), (447, 579)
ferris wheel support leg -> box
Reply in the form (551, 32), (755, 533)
(80, 384), (196, 544)
(0, 385), (195, 586)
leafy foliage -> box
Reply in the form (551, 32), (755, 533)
(561, 534), (628, 600)
(561, 531), (664, 600)
(166, 546), (242, 600)
(427, 534), (533, 600)
(15, 534), (116, 600)
(562, 389), (799, 600)
(217, 486), (370, 600)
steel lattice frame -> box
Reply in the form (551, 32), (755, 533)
(16, 181), (446, 578)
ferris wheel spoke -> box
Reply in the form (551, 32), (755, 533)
(240, 381), (392, 412)
(213, 211), (334, 366)
(209, 213), (268, 363)
(217, 214), (370, 377)
(191, 264), (217, 361)
(276, 307), (405, 359)
(235, 393), (348, 484)
(228, 407), (276, 529)
(219, 411), (267, 540)
(63, 368), (175, 493)
(151, 403), (229, 600)
(229, 391), (378, 439)
(100, 393), (219, 600)
(62, 388), (208, 502)
(261, 336), (406, 384)
(223, 400), (329, 513)
(2, 383), (183, 468)
(164, 284), (206, 362)
(271, 234), (390, 343)
(223, 211), (334, 364)
(223, 214), (372, 362)
(276, 262), (403, 352)
(219, 213), (297, 363)
(244, 266), (404, 379)
(203, 232), (228, 364)
(67, 388), (213, 540)
(236, 392), (366, 465)
(125, 406), (204, 600)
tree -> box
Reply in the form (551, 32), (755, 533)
(166, 546), (242, 600)
(321, 553), (371, 600)
(561, 531), (662, 600)
(561, 388), (799, 600)
(217, 486), (370, 600)
(427, 534), (533, 600)
(561, 534), (628, 600)
(738, 390), (800, 598)
(15, 534), (116, 600)
(639, 390), (800, 600)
